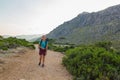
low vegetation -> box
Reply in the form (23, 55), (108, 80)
(62, 42), (120, 80)
(0, 36), (35, 50)
(47, 39), (75, 52)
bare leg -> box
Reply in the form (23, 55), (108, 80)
(43, 56), (45, 64)
(42, 55), (45, 67)
(39, 55), (42, 65)
(40, 55), (42, 63)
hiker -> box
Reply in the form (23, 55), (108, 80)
(38, 35), (48, 67)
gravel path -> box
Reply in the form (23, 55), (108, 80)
(0, 45), (72, 80)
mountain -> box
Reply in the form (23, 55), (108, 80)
(47, 4), (120, 44)
(2, 35), (11, 38)
(15, 34), (42, 42)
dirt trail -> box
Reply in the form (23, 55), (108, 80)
(0, 45), (72, 80)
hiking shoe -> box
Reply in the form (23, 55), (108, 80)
(38, 62), (41, 66)
(42, 64), (44, 67)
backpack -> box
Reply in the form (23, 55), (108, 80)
(39, 38), (48, 48)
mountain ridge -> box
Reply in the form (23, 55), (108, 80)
(47, 4), (120, 44)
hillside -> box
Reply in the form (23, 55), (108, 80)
(0, 36), (35, 50)
(47, 4), (120, 45)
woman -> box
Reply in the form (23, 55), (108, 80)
(38, 35), (48, 67)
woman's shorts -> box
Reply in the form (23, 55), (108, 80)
(39, 48), (46, 56)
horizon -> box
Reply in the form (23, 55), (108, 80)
(1, 33), (43, 37)
(0, 0), (120, 36)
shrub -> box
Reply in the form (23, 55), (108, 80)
(62, 46), (120, 80)
(33, 41), (39, 44)
(2, 47), (8, 50)
(0, 37), (35, 50)
(95, 41), (112, 51)
(48, 44), (75, 53)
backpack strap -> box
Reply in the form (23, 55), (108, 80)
(45, 38), (48, 48)
(39, 38), (48, 48)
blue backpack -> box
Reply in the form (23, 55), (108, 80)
(39, 38), (48, 48)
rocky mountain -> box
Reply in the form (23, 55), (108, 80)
(47, 4), (120, 44)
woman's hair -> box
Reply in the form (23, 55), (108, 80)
(41, 35), (46, 40)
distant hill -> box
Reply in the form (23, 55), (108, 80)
(15, 34), (42, 42)
(2, 34), (42, 42)
(2, 35), (11, 38)
(47, 4), (120, 45)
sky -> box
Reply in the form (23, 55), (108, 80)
(0, 0), (120, 36)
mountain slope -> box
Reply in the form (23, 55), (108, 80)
(47, 4), (120, 44)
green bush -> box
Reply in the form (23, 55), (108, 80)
(25, 43), (35, 49)
(62, 46), (120, 80)
(48, 44), (75, 52)
(95, 41), (112, 51)
(0, 37), (35, 50)
(33, 41), (39, 44)
(2, 47), (8, 50)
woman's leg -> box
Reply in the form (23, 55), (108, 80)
(39, 55), (42, 65)
(43, 56), (45, 64)
(42, 55), (45, 67)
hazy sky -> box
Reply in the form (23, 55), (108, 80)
(0, 0), (120, 36)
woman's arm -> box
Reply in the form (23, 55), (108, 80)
(46, 44), (48, 50)
(38, 42), (40, 49)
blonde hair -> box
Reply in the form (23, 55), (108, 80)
(41, 35), (46, 40)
